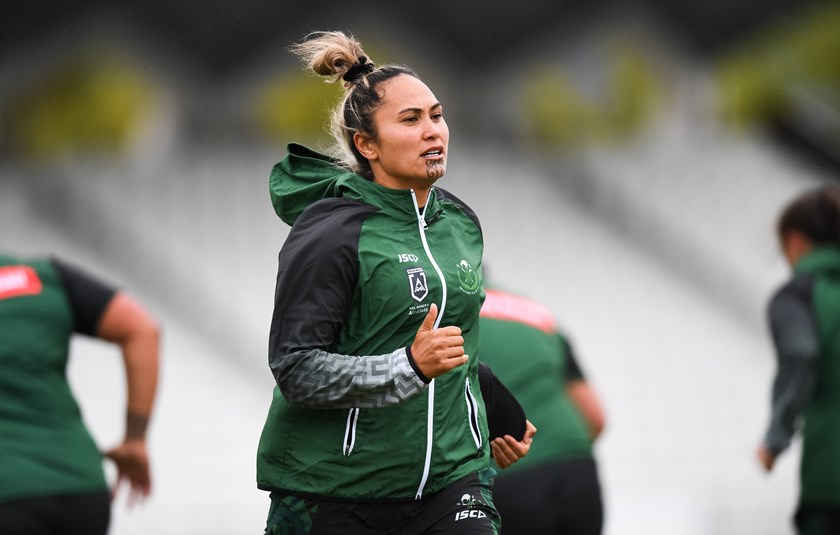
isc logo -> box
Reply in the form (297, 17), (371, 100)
(397, 253), (419, 263)
(454, 509), (487, 521)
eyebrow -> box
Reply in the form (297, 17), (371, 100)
(398, 102), (442, 115)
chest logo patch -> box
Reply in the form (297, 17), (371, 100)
(0, 266), (43, 300)
(456, 260), (480, 295)
(407, 267), (429, 302)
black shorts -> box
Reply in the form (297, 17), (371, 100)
(0, 491), (110, 535)
(263, 469), (500, 535)
(492, 457), (603, 535)
(795, 505), (840, 535)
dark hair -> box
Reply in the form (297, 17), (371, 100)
(289, 31), (418, 179)
(778, 184), (840, 245)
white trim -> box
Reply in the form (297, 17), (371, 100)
(411, 188), (446, 500)
(343, 407), (359, 456)
(464, 378), (482, 450)
(415, 379), (435, 500)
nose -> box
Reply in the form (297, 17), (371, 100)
(422, 117), (444, 139)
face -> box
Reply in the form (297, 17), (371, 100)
(354, 74), (449, 191)
(781, 231), (813, 267)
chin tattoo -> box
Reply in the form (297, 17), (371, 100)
(426, 159), (446, 179)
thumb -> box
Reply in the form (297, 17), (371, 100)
(418, 303), (438, 332)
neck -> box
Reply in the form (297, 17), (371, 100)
(413, 187), (431, 208)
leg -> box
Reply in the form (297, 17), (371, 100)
(795, 505), (840, 535)
(552, 459), (603, 535)
(492, 466), (554, 534)
(493, 458), (603, 535)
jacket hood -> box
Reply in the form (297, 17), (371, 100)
(795, 246), (840, 277)
(269, 144), (359, 226)
(269, 143), (439, 226)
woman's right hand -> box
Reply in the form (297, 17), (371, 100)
(410, 304), (468, 380)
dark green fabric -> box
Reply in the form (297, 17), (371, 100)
(258, 145), (489, 500)
(478, 292), (591, 474)
(0, 255), (106, 501)
(795, 247), (840, 507)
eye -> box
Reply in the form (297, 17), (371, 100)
(432, 112), (444, 120)
(402, 114), (419, 123)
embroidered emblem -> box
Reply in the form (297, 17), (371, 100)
(456, 260), (480, 295)
(407, 267), (429, 302)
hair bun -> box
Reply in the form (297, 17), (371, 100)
(343, 56), (375, 83)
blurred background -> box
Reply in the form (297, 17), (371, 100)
(2, 0), (839, 533)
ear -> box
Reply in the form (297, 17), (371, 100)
(353, 132), (379, 161)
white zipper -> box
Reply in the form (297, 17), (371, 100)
(343, 407), (359, 456)
(464, 378), (482, 450)
(411, 188), (447, 500)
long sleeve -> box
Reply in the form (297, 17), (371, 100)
(478, 362), (527, 440)
(763, 276), (820, 455)
(268, 198), (427, 409)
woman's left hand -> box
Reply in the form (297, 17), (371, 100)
(491, 420), (537, 469)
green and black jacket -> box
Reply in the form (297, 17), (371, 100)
(765, 246), (840, 508)
(257, 144), (490, 501)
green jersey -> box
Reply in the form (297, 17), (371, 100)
(0, 255), (111, 501)
(478, 288), (592, 474)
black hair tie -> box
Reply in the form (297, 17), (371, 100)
(343, 56), (375, 83)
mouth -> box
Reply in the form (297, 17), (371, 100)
(421, 147), (445, 160)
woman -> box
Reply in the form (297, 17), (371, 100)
(256, 31), (534, 534)
(479, 284), (605, 535)
(0, 253), (159, 534)
(757, 185), (840, 534)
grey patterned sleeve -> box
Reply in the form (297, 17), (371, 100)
(763, 277), (820, 455)
(272, 346), (429, 408)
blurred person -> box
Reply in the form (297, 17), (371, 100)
(757, 185), (840, 535)
(256, 30), (535, 535)
(479, 284), (606, 535)
(0, 253), (160, 534)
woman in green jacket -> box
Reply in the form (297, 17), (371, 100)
(757, 185), (840, 534)
(257, 31), (534, 535)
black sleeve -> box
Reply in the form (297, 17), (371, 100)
(478, 362), (527, 441)
(562, 335), (587, 382)
(50, 257), (118, 336)
(269, 198), (376, 359)
(763, 275), (820, 455)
